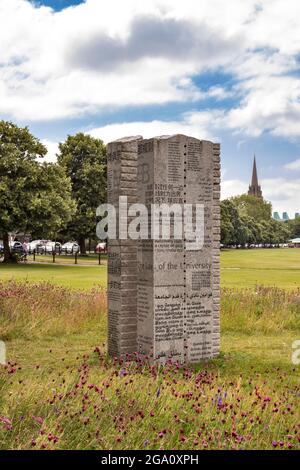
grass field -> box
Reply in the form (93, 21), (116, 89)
(221, 249), (300, 289)
(0, 263), (107, 290)
(25, 253), (107, 266)
(0, 248), (299, 290)
(0, 249), (299, 450)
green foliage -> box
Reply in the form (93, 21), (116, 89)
(286, 217), (300, 238)
(221, 200), (238, 245)
(57, 133), (106, 252)
(231, 194), (272, 221)
(220, 199), (248, 246)
(221, 193), (292, 246)
(0, 121), (46, 234)
(0, 121), (75, 261)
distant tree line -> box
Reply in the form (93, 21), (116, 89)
(221, 194), (298, 247)
(1, 119), (298, 263)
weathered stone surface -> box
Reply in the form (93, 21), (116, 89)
(107, 136), (142, 357)
(136, 135), (220, 363)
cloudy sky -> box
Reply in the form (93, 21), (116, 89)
(0, 0), (299, 216)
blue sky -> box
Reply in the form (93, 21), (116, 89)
(1, 0), (300, 215)
(33, 0), (83, 10)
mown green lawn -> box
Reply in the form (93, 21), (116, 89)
(0, 248), (299, 290)
(0, 263), (107, 290)
(221, 248), (300, 289)
(25, 253), (107, 266)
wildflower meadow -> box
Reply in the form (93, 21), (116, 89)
(0, 277), (299, 450)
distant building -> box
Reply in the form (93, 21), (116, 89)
(272, 212), (300, 221)
(282, 212), (290, 221)
(248, 155), (263, 198)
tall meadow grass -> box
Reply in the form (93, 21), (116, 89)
(1, 281), (299, 339)
(0, 281), (299, 449)
(221, 286), (300, 334)
(0, 281), (106, 340)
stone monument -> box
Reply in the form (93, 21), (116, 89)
(136, 135), (220, 363)
(106, 133), (220, 364)
(107, 136), (142, 357)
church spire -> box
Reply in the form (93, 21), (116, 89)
(248, 155), (262, 198)
(251, 155), (258, 187)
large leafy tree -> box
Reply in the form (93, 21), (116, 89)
(266, 219), (291, 245)
(220, 199), (246, 246)
(286, 216), (300, 239)
(57, 133), (106, 254)
(220, 200), (234, 245)
(231, 194), (272, 222)
(0, 121), (75, 262)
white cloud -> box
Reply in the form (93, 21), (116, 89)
(207, 86), (233, 100)
(226, 73), (300, 138)
(0, 0), (242, 121)
(262, 177), (300, 216)
(284, 159), (300, 171)
(43, 108), (221, 160)
(41, 139), (59, 162)
(221, 179), (248, 200)
(88, 110), (221, 143)
(0, 0), (299, 140)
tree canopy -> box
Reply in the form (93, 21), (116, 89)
(57, 133), (106, 253)
(230, 194), (272, 222)
(286, 216), (300, 239)
(0, 120), (75, 262)
(221, 194), (292, 247)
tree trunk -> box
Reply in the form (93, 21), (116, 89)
(79, 236), (87, 256)
(2, 232), (14, 263)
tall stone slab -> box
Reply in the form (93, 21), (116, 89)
(107, 136), (142, 357)
(137, 135), (220, 363)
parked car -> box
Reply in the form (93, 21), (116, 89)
(29, 240), (46, 253)
(61, 242), (80, 254)
(45, 241), (62, 254)
(95, 242), (107, 253)
(10, 241), (25, 254)
(0, 244), (4, 254)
